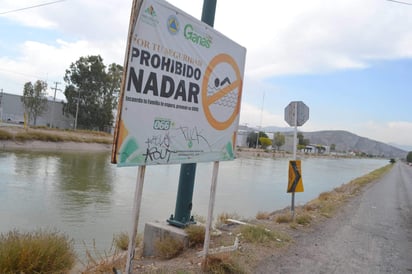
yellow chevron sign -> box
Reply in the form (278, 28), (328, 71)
(287, 160), (304, 193)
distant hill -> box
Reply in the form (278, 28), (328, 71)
(297, 130), (407, 158)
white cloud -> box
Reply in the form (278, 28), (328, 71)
(0, 39), (122, 97)
(2, 0), (412, 147)
(355, 121), (412, 146)
(239, 102), (285, 128)
(212, 0), (412, 79)
(2, 0), (412, 87)
(1, 0), (58, 28)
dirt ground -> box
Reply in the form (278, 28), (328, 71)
(255, 162), (412, 274)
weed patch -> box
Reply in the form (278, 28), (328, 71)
(275, 213), (292, 223)
(203, 253), (247, 274)
(185, 225), (205, 248)
(113, 232), (141, 251)
(154, 236), (184, 259)
(295, 213), (312, 225)
(256, 211), (270, 220)
(0, 229), (75, 273)
(0, 129), (13, 140)
(240, 225), (291, 246)
(82, 239), (125, 273)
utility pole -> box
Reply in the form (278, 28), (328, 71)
(50, 82), (61, 128)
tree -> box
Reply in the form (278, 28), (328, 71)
(21, 80), (48, 126)
(407, 151), (412, 163)
(273, 132), (285, 151)
(316, 144), (326, 154)
(297, 132), (310, 146)
(259, 137), (272, 149)
(63, 55), (123, 131)
(246, 131), (268, 148)
(330, 143), (336, 152)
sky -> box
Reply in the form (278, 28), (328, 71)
(1, 0), (412, 149)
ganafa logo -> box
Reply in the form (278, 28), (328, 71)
(167, 15), (179, 35)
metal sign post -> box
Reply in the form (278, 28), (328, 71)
(202, 161), (220, 265)
(169, 0), (217, 229)
(125, 166), (146, 274)
(284, 101), (309, 220)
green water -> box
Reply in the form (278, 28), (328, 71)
(0, 150), (388, 257)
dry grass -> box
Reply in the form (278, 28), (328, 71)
(185, 225), (205, 248)
(275, 213), (292, 223)
(154, 236), (184, 259)
(81, 240), (126, 274)
(0, 229), (76, 273)
(15, 131), (65, 142)
(0, 129), (13, 140)
(113, 232), (141, 251)
(256, 211), (271, 220)
(114, 232), (129, 251)
(0, 126), (112, 144)
(240, 225), (291, 247)
(295, 213), (312, 225)
(202, 253), (247, 274)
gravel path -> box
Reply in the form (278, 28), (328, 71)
(256, 162), (412, 274)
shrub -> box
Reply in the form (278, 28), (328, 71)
(154, 236), (184, 259)
(240, 225), (291, 245)
(113, 232), (141, 251)
(319, 203), (336, 218)
(114, 232), (128, 251)
(318, 191), (332, 201)
(203, 254), (246, 274)
(0, 129), (13, 140)
(256, 211), (270, 220)
(275, 213), (291, 223)
(0, 229), (75, 273)
(295, 214), (312, 225)
(303, 203), (318, 211)
(185, 225), (205, 247)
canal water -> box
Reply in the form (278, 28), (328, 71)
(0, 151), (387, 257)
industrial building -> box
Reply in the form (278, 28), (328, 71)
(0, 92), (73, 129)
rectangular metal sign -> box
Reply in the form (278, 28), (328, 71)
(287, 160), (304, 193)
(112, 0), (246, 166)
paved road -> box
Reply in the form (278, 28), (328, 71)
(257, 162), (412, 274)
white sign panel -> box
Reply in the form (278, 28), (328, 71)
(112, 0), (246, 166)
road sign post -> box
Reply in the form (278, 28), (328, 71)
(284, 101), (309, 220)
(168, 0), (217, 229)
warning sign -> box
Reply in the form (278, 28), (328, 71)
(202, 53), (242, 130)
(287, 160), (304, 193)
(112, 0), (246, 166)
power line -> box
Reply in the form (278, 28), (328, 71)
(0, 0), (66, 15)
(386, 0), (412, 5)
